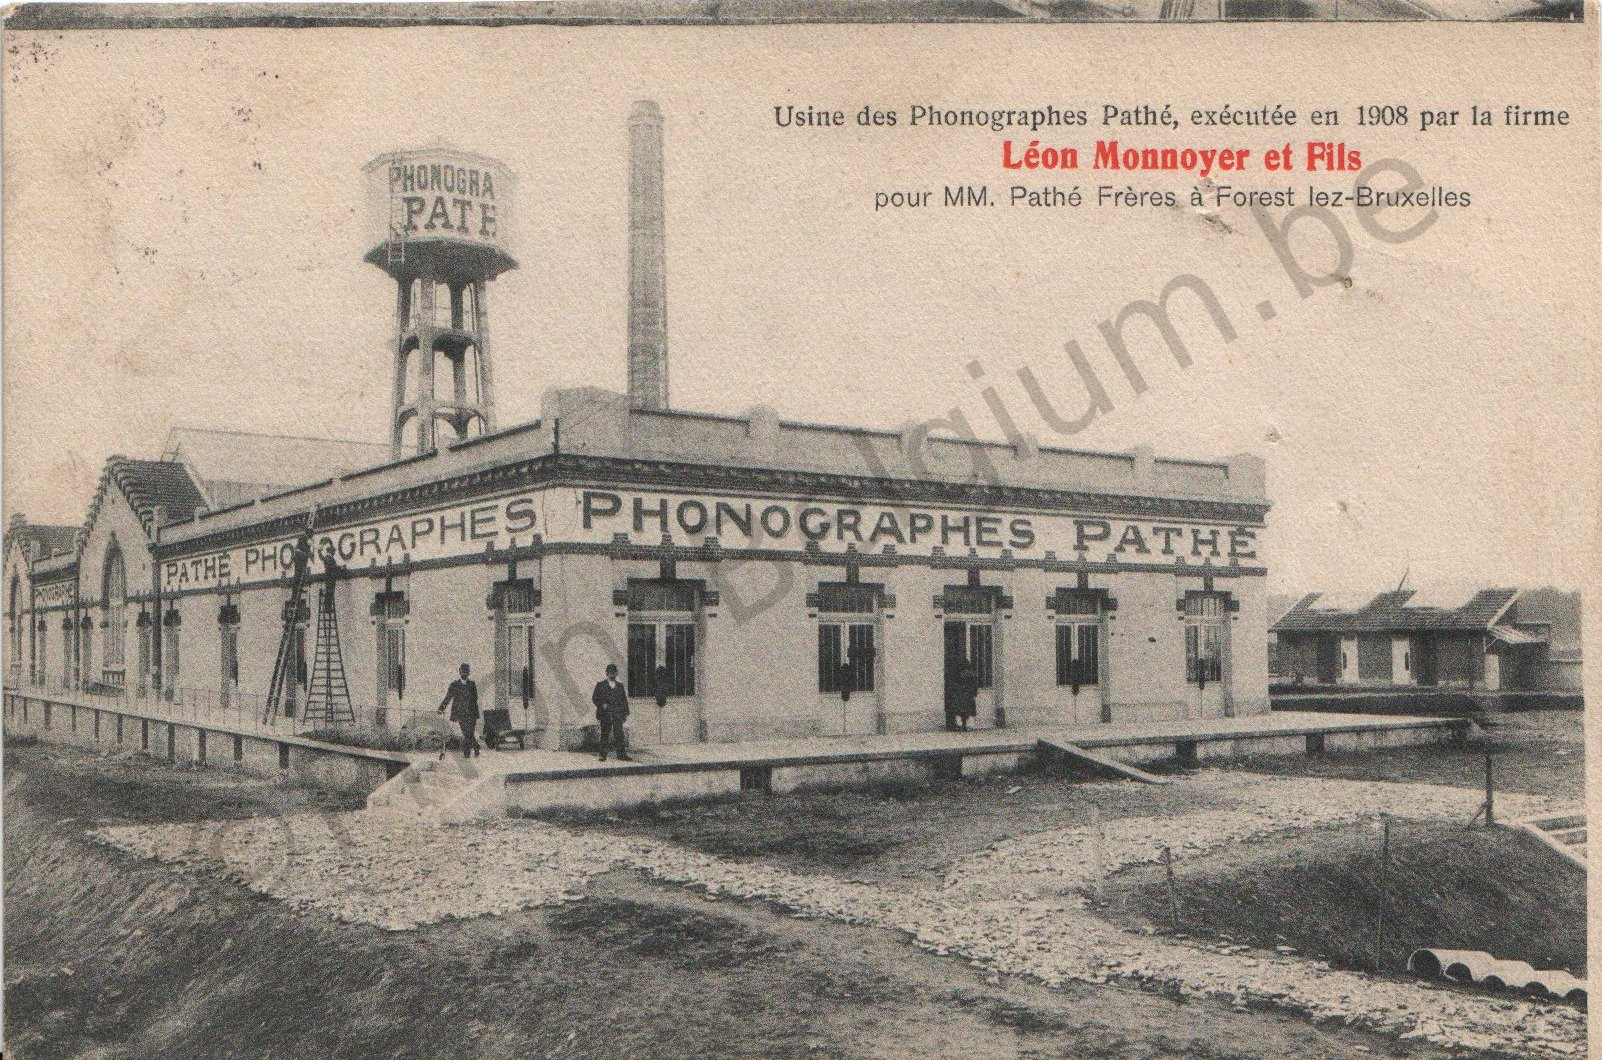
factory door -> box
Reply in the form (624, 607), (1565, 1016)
(501, 621), (536, 720)
(1413, 637), (1439, 687)
(1315, 637), (1341, 684)
(492, 579), (543, 737)
(1184, 592), (1231, 719)
(943, 619), (995, 728)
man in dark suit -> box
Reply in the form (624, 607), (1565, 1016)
(438, 662), (480, 758)
(591, 663), (632, 762)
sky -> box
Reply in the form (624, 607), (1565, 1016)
(2, 23), (1597, 596)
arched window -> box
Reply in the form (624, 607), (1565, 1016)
(102, 543), (127, 686)
(8, 572), (21, 673)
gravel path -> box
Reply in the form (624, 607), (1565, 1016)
(943, 772), (1561, 898)
(91, 774), (1583, 1057)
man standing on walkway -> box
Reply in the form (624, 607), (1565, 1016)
(438, 662), (480, 759)
(591, 663), (632, 762)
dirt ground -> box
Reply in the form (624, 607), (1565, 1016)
(3, 742), (1460, 1060)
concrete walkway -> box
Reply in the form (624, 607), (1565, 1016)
(420, 710), (1462, 779)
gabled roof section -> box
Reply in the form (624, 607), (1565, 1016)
(162, 427), (390, 506)
(83, 456), (209, 542)
(1273, 587), (1522, 635)
(4, 516), (81, 564)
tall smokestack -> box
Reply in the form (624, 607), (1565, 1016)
(627, 100), (669, 411)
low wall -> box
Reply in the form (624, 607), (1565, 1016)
(3, 689), (406, 796)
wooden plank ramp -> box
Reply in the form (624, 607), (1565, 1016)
(1036, 737), (1172, 785)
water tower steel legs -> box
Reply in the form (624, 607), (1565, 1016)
(390, 281), (411, 458)
(390, 271), (496, 458)
(472, 279), (495, 432)
(416, 275), (438, 455)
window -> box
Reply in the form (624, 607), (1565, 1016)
(136, 618), (151, 693)
(379, 626), (406, 701)
(1184, 593), (1225, 684)
(943, 585), (997, 690)
(373, 589), (408, 707)
(492, 579), (539, 715)
(626, 622), (655, 694)
(819, 622), (876, 693)
(293, 625), (309, 694)
(101, 545), (127, 686)
(816, 581), (878, 694)
(967, 624), (994, 688)
(7, 574), (20, 673)
(80, 622), (94, 688)
(625, 579), (698, 700)
(502, 621), (536, 711)
(220, 623), (240, 704)
(628, 621), (695, 699)
(163, 623), (181, 696)
(1054, 591), (1101, 688)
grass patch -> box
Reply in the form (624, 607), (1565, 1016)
(1223, 711), (1582, 799)
(1104, 819), (1586, 978)
(547, 897), (803, 971)
(300, 727), (425, 752)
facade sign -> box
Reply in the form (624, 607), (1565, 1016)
(33, 581), (77, 608)
(365, 148), (514, 256)
(161, 485), (1262, 594)
(560, 489), (1260, 565)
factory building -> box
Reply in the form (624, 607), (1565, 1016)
(5, 101), (1272, 750)
(1273, 587), (1582, 693)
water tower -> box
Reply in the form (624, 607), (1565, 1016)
(364, 147), (518, 457)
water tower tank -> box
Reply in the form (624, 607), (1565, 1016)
(363, 147), (518, 457)
(363, 147), (518, 280)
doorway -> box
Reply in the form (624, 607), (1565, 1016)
(1413, 636), (1439, 687)
(943, 619), (994, 726)
(502, 620), (536, 718)
(1315, 637), (1341, 684)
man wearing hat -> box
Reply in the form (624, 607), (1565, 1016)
(591, 663), (632, 762)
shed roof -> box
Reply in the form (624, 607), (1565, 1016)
(1273, 588), (1521, 635)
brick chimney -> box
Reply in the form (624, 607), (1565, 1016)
(627, 100), (669, 411)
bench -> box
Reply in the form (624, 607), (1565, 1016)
(482, 708), (533, 751)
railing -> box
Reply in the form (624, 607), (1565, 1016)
(3, 677), (452, 750)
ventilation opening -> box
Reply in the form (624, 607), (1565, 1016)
(233, 734), (244, 763)
(740, 766), (772, 794)
(1175, 740), (1198, 766)
(1306, 732), (1327, 756)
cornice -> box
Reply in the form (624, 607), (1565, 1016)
(156, 453), (1271, 559)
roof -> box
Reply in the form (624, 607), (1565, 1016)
(160, 386), (1270, 550)
(83, 457), (209, 541)
(1273, 588), (1522, 635)
(162, 427), (390, 504)
(4, 520), (80, 563)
